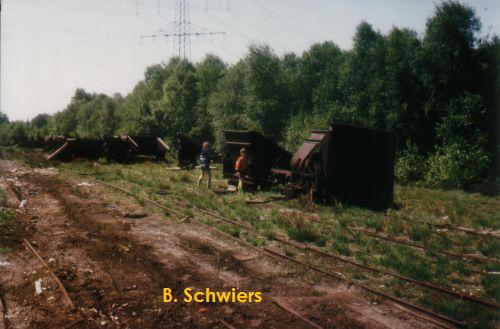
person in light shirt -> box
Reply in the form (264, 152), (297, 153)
(197, 141), (213, 188)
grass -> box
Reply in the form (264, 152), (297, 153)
(2, 148), (499, 328)
(0, 208), (12, 226)
(0, 187), (6, 207)
(0, 196), (15, 255)
(0, 247), (12, 254)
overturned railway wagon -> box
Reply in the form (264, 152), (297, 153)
(177, 133), (202, 168)
(103, 135), (139, 162)
(43, 136), (67, 153)
(46, 138), (105, 161)
(132, 136), (170, 160)
(273, 123), (395, 210)
(222, 130), (292, 189)
(44, 135), (170, 162)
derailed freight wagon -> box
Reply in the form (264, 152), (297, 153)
(273, 123), (395, 210)
(103, 135), (139, 162)
(176, 133), (202, 168)
(45, 138), (105, 161)
(43, 135), (67, 153)
(222, 130), (292, 189)
(132, 136), (170, 161)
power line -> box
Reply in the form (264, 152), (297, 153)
(139, 0), (226, 59)
(251, 0), (314, 44)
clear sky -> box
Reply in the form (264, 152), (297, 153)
(1, 0), (499, 121)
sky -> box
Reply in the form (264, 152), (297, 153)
(1, 0), (499, 121)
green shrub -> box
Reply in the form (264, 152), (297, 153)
(287, 223), (322, 244)
(395, 143), (426, 184)
(425, 143), (490, 189)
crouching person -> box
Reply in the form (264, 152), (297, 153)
(235, 148), (248, 194)
(197, 141), (212, 188)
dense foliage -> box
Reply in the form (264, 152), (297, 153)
(0, 1), (497, 189)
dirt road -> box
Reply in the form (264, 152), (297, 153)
(0, 160), (443, 328)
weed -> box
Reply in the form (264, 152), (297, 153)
(264, 229), (276, 241)
(246, 234), (267, 247)
(0, 210), (11, 225)
(481, 274), (500, 301)
(287, 223), (321, 244)
(0, 247), (12, 254)
(219, 223), (240, 238)
(409, 223), (432, 241)
(352, 273), (366, 280)
(199, 243), (214, 255)
(314, 236), (327, 247)
(0, 188), (6, 207)
(337, 215), (349, 228)
(157, 179), (171, 191)
(477, 239), (500, 258)
(379, 246), (432, 281)
(365, 217), (383, 232)
(331, 240), (351, 256)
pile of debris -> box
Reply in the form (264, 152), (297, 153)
(43, 135), (170, 162)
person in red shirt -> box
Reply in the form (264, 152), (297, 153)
(235, 148), (248, 194)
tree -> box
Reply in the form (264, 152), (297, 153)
(10, 122), (29, 146)
(242, 45), (289, 140)
(0, 112), (8, 125)
(159, 60), (198, 138)
(339, 22), (386, 128)
(193, 54), (226, 141)
(31, 114), (50, 129)
(383, 27), (425, 149)
(422, 0), (480, 98)
(208, 62), (252, 149)
(420, 1), (482, 150)
(299, 42), (343, 115)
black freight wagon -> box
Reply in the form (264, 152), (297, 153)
(176, 133), (202, 168)
(46, 138), (105, 161)
(273, 123), (395, 210)
(43, 136), (67, 153)
(132, 136), (170, 161)
(222, 130), (292, 189)
(103, 135), (139, 162)
(326, 124), (394, 210)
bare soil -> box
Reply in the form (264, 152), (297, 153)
(0, 160), (444, 328)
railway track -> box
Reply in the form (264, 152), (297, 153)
(169, 196), (500, 309)
(92, 179), (500, 304)
(78, 169), (499, 264)
(350, 227), (500, 265)
(393, 215), (500, 240)
(91, 177), (500, 328)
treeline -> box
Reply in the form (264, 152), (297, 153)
(0, 1), (498, 189)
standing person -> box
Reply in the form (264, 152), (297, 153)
(197, 142), (212, 188)
(235, 148), (248, 194)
